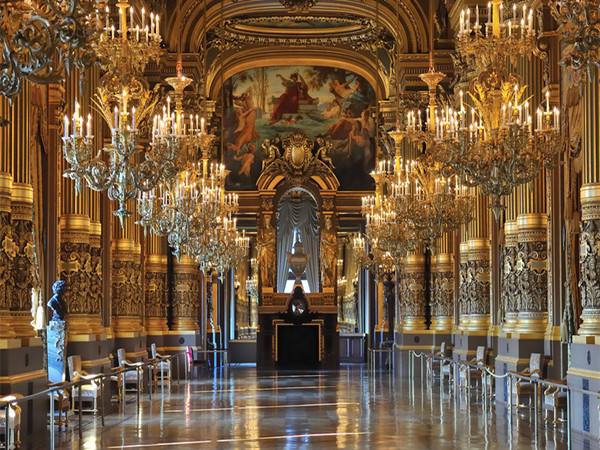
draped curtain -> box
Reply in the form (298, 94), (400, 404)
(276, 195), (319, 293)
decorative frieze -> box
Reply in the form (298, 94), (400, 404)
(502, 221), (519, 331)
(431, 253), (453, 332)
(112, 239), (143, 335)
(173, 256), (200, 332)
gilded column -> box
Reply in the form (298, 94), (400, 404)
(502, 192), (519, 332)
(0, 96), (15, 338)
(578, 68), (600, 336)
(111, 201), (144, 337)
(398, 252), (426, 331)
(172, 256), (200, 332)
(145, 235), (168, 336)
(431, 232), (454, 332)
(9, 82), (36, 338)
(60, 70), (104, 337)
(515, 176), (548, 335)
(461, 188), (491, 332)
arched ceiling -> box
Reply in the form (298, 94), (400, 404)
(165, 0), (429, 55)
(152, 0), (450, 100)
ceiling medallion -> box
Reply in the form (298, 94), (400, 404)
(279, 0), (317, 13)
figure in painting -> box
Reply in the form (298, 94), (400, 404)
(223, 66), (376, 190)
(234, 143), (257, 177)
(228, 88), (259, 153)
(270, 72), (314, 124)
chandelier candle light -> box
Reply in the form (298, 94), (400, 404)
(416, 0), (562, 219)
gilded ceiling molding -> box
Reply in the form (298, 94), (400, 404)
(165, 0), (428, 55)
(206, 47), (388, 100)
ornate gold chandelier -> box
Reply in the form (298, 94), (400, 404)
(62, 0), (166, 223)
(391, 152), (473, 249)
(0, 0), (104, 98)
(550, 0), (600, 74)
(406, 0), (561, 219)
(353, 160), (417, 276)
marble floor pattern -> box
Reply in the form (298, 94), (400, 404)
(41, 366), (570, 450)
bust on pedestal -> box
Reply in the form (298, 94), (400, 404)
(47, 280), (68, 384)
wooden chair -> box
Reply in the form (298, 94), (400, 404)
(116, 348), (144, 395)
(542, 380), (568, 424)
(47, 381), (70, 429)
(430, 342), (452, 381)
(514, 353), (548, 408)
(68, 355), (102, 414)
(150, 343), (172, 386)
(186, 346), (208, 378)
(0, 394), (22, 449)
(459, 346), (488, 389)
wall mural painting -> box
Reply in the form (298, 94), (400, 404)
(221, 66), (377, 190)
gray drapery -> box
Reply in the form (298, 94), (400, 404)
(276, 196), (319, 292)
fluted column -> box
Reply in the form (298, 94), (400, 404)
(8, 83), (36, 338)
(111, 201), (144, 336)
(431, 232), (454, 332)
(0, 95), (14, 337)
(145, 235), (168, 335)
(172, 256), (200, 332)
(398, 252), (426, 331)
(460, 188), (491, 332)
(60, 70), (105, 337)
(579, 68), (600, 336)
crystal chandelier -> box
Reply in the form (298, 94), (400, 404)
(407, 0), (561, 219)
(550, 0), (600, 74)
(0, 0), (104, 98)
(353, 159), (416, 277)
(62, 0), (167, 223)
(391, 151), (473, 249)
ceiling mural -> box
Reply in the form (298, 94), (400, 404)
(220, 65), (376, 191)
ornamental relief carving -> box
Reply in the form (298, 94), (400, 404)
(516, 240), (548, 313)
(60, 241), (101, 315)
(465, 259), (490, 315)
(0, 211), (14, 310)
(502, 246), (519, 313)
(145, 271), (167, 318)
(398, 272), (425, 317)
(174, 273), (200, 319)
(112, 260), (143, 317)
(579, 219), (600, 309)
(431, 271), (453, 317)
(89, 245), (102, 313)
(10, 218), (34, 312)
(458, 261), (469, 315)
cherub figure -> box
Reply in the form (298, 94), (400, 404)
(261, 138), (280, 169)
(315, 136), (335, 169)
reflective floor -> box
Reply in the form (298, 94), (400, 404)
(45, 366), (569, 450)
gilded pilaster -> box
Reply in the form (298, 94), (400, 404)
(431, 232), (454, 332)
(398, 253), (426, 331)
(173, 256), (200, 332)
(145, 235), (168, 335)
(460, 189), (491, 333)
(111, 203), (144, 336)
(8, 83), (36, 338)
(578, 67), (600, 336)
(59, 69), (105, 338)
(502, 220), (519, 332)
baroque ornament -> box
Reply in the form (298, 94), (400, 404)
(0, 0), (104, 98)
(279, 0), (317, 12)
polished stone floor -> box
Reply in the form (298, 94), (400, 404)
(43, 366), (570, 450)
